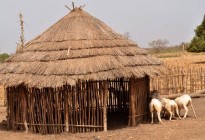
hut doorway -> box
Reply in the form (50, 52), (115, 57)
(107, 78), (130, 129)
(107, 77), (149, 130)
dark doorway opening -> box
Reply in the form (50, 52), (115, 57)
(107, 78), (130, 130)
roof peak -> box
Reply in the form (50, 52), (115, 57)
(65, 2), (85, 12)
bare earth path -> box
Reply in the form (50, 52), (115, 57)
(0, 97), (205, 140)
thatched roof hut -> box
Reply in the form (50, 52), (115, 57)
(0, 7), (163, 134)
(0, 8), (162, 87)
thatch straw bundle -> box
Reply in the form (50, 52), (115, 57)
(0, 8), (163, 88)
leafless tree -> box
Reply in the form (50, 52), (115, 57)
(148, 39), (169, 53)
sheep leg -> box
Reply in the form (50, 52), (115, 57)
(167, 108), (173, 121)
(175, 106), (182, 119)
(190, 102), (197, 118)
(169, 111), (173, 121)
(157, 112), (162, 124)
(151, 112), (154, 124)
(176, 109), (182, 119)
(178, 108), (182, 118)
(183, 105), (188, 119)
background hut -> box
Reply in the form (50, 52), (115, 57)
(0, 7), (163, 134)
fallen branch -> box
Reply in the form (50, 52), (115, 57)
(161, 89), (205, 99)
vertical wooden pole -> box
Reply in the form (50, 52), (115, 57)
(16, 13), (25, 53)
(21, 87), (28, 133)
(99, 81), (103, 131)
(72, 86), (76, 133)
(65, 86), (69, 132)
(200, 67), (203, 90)
(6, 88), (10, 129)
(87, 82), (90, 132)
(130, 78), (136, 126)
(128, 84), (131, 126)
(145, 75), (150, 120)
(103, 81), (108, 132)
(72, 2), (75, 10)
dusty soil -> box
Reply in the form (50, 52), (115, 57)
(0, 97), (205, 140)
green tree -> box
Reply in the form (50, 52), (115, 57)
(0, 53), (10, 62)
(187, 15), (205, 52)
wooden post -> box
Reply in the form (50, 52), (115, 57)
(103, 81), (108, 132)
(6, 88), (10, 129)
(65, 86), (69, 132)
(145, 75), (150, 119)
(72, 2), (75, 10)
(130, 78), (136, 126)
(16, 13), (25, 53)
(21, 88), (28, 133)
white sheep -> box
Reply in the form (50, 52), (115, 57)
(149, 98), (163, 124)
(175, 94), (196, 119)
(150, 90), (181, 122)
(161, 98), (181, 121)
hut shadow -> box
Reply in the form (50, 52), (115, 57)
(108, 124), (129, 130)
(193, 61), (205, 64)
(107, 110), (129, 130)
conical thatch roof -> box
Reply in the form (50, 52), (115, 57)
(0, 8), (163, 88)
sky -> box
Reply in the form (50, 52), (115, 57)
(0, 0), (205, 54)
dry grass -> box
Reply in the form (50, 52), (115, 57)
(158, 52), (205, 67)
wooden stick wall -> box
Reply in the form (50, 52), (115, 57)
(6, 78), (149, 134)
(150, 67), (205, 95)
(7, 83), (104, 134)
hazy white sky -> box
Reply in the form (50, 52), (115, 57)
(0, 0), (205, 54)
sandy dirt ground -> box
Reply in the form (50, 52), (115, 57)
(0, 97), (205, 140)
